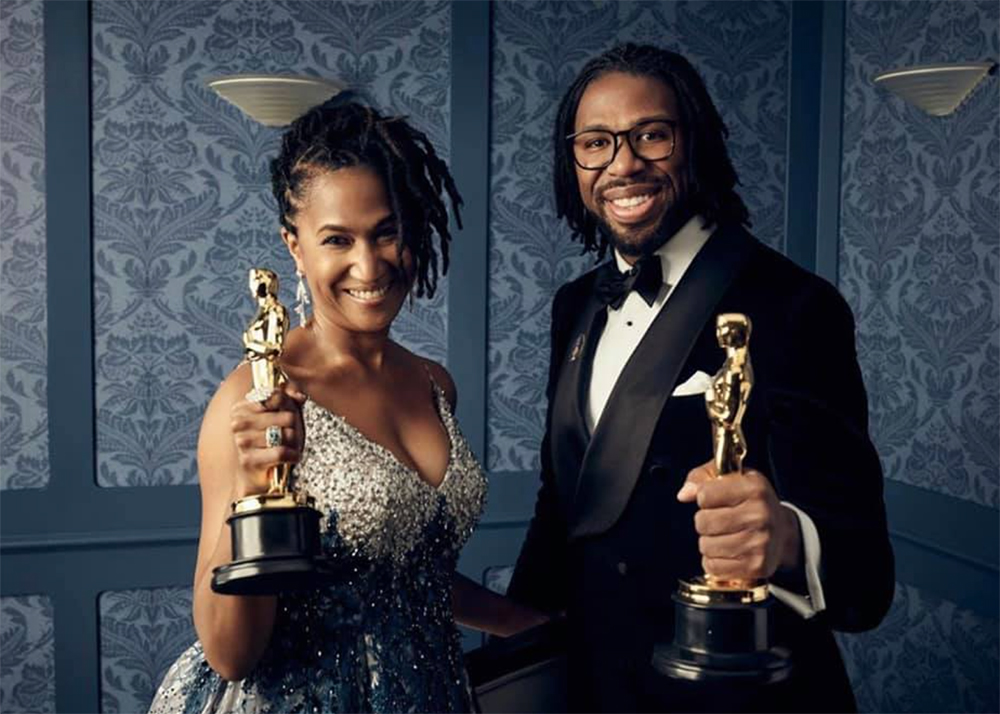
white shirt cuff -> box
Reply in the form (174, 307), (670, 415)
(770, 501), (826, 619)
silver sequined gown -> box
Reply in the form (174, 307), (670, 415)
(149, 383), (487, 713)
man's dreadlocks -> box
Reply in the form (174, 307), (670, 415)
(553, 43), (750, 258)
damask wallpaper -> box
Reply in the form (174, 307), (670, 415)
(836, 2), (999, 711)
(91, 0), (452, 487)
(0, 595), (55, 714)
(486, 0), (791, 471)
(837, 583), (999, 713)
(99, 587), (195, 713)
(0, 0), (48, 491)
(839, 0), (999, 507)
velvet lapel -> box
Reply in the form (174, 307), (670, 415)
(568, 225), (757, 538)
(549, 285), (607, 514)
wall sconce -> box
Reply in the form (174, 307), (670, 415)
(873, 62), (997, 117)
(205, 75), (343, 127)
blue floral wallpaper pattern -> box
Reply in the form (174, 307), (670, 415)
(0, 595), (55, 714)
(837, 583), (999, 713)
(839, 0), (999, 507)
(0, 0), (48, 490)
(99, 587), (195, 714)
(91, 0), (452, 487)
(486, 0), (791, 471)
(836, 2), (999, 711)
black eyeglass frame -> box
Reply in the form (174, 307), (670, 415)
(565, 119), (679, 171)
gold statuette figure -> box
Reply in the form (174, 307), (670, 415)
(211, 268), (330, 595)
(706, 314), (752, 478)
(652, 313), (791, 685)
(694, 313), (766, 599)
(243, 268), (292, 497)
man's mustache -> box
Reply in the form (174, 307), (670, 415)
(597, 176), (673, 201)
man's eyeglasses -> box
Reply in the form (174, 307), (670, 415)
(566, 120), (678, 170)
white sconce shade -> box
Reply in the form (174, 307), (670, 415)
(205, 75), (343, 127)
(873, 62), (997, 117)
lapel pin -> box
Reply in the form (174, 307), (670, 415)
(569, 333), (585, 362)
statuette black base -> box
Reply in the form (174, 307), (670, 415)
(211, 497), (336, 595)
(652, 590), (792, 684)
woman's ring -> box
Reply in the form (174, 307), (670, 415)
(265, 425), (282, 448)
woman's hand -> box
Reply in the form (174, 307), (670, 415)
(501, 602), (551, 637)
(228, 382), (307, 499)
(452, 573), (551, 638)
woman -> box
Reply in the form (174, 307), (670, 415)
(150, 100), (544, 713)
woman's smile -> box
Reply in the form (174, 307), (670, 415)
(342, 279), (396, 305)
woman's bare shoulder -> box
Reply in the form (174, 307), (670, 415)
(386, 341), (457, 410)
(419, 356), (457, 412)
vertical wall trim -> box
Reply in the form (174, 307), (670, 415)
(784, 1), (823, 271)
(448, 1), (492, 461)
(44, 0), (95, 496)
(815, 0), (847, 285)
(53, 585), (100, 714)
(43, 2), (99, 711)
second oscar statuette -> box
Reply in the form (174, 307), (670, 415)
(652, 313), (792, 686)
(212, 268), (333, 595)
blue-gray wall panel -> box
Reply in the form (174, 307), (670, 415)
(839, 0), (999, 507)
(90, 0), (453, 487)
(837, 582), (999, 713)
(0, 594), (56, 714)
(0, 0), (49, 491)
(99, 587), (195, 714)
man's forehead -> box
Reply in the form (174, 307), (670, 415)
(573, 72), (678, 131)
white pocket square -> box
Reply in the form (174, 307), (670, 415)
(672, 370), (713, 397)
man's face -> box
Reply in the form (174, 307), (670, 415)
(573, 71), (689, 259)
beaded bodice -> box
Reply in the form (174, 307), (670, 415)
(295, 386), (485, 568)
(150, 382), (487, 714)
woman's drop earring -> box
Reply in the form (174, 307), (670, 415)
(295, 270), (310, 326)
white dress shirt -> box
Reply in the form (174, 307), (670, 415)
(585, 215), (826, 618)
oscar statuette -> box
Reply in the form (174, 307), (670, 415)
(652, 314), (792, 689)
(212, 268), (333, 595)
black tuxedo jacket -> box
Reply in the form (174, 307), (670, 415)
(507, 224), (894, 712)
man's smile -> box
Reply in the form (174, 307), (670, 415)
(599, 183), (667, 225)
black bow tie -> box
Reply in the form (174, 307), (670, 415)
(594, 254), (663, 310)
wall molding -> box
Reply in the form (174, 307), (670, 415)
(815, 0), (846, 285)
(43, 0), (94, 503)
(0, 471), (537, 556)
(784, 0), (822, 272)
(885, 480), (999, 571)
(37, 4), (99, 709)
(447, 1), (492, 463)
(0, 527), (201, 553)
(1, 485), (202, 535)
(884, 479), (999, 617)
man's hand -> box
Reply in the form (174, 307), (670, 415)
(677, 460), (802, 580)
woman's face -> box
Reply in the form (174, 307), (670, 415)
(282, 165), (413, 336)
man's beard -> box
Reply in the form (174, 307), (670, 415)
(596, 184), (693, 259)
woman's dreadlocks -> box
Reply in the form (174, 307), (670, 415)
(270, 99), (462, 298)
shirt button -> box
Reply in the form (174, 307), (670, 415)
(617, 561), (628, 576)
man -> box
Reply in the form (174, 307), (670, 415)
(506, 44), (894, 712)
